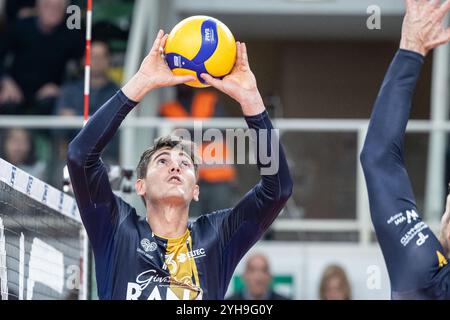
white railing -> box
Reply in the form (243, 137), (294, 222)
(0, 116), (447, 245)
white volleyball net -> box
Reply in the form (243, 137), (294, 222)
(0, 158), (86, 300)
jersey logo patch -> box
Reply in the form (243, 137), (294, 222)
(141, 238), (157, 252)
(437, 251), (448, 268)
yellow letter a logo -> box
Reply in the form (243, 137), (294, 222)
(437, 251), (448, 268)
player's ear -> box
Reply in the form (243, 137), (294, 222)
(135, 179), (146, 196)
(193, 184), (200, 202)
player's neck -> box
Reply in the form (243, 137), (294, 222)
(146, 202), (189, 239)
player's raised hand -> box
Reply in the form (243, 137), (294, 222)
(122, 30), (195, 102)
(200, 42), (265, 116)
(140, 30), (195, 89)
(400, 0), (450, 56)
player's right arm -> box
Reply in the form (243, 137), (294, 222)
(67, 30), (194, 250)
(67, 91), (137, 250)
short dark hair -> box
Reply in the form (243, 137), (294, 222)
(136, 135), (199, 180)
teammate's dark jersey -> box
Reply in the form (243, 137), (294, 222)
(361, 49), (450, 299)
(67, 90), (293, 300)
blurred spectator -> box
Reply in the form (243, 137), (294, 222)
(5, 0), (36, 22)
(0, 128), (46, 179)
(56, 40), (119, 116)
(0, 0), (84, 115)
(319, 264), (352, 300)
(54, 40), (119, 163)
(159, 86), (236, 217)
(227, 253), (289, 300)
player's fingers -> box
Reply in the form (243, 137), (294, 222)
(150, 29), (164, 54)
(434, 0), (450, 22)
(235, 41), (243, 67)
(430, 0), (440, 9)
(171, 75), (196, 85)
(444, 27), (450, 42)
(405, 0), (413, 11)
(405, 0), (416, 14)
(426, 28), (450, 48)
(446, 183), (450, 212)
(447, 197), (450, 214)
(422, 0), (439, 12)
(416, 0), (427, 11)
(160, 34), (169, 52)
(241, 42), (250, 68)
(158, 34), (169, 60)
(200, 73), (222, 90)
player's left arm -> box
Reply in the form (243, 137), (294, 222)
(201, 42), (293, 279)
(201, 41), (293, 230)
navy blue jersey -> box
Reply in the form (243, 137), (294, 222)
(67, 91), (293, 300)
(361, 49), (450, 299)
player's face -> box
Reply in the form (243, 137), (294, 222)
(137, 147), (199, 206)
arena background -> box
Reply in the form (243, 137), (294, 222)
(0, 0), (448, 299)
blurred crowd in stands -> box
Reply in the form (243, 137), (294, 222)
(226, 253), (352, 300)
(0, 0), (236, 216)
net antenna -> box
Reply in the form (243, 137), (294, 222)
(63, 0), (93, 193)
(84, 0), (93, 125)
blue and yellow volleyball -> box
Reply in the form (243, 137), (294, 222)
(164, 16), (237, 88)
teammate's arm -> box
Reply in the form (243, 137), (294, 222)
(360, 0), (450, 295)
(361, 0), (450, 232)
